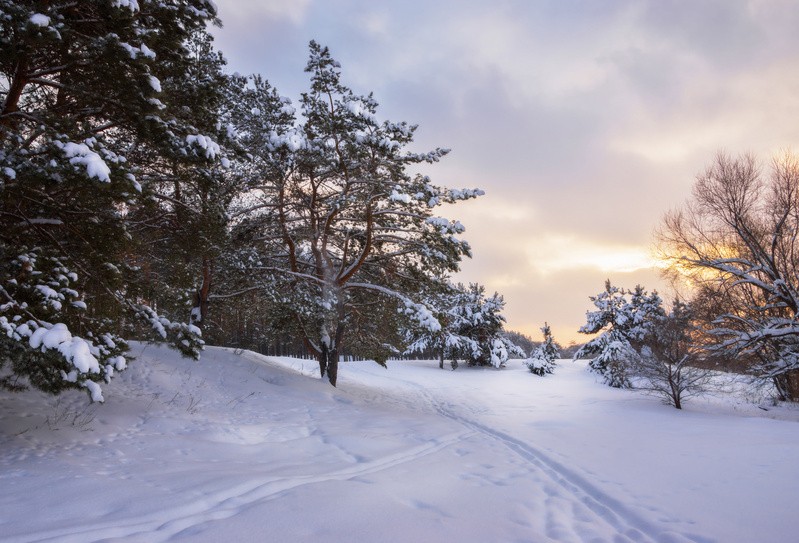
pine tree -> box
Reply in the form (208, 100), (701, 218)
(526, 322), (558, 376)
(232, 42), (483, 385)
(444, 283), (523, 368)
(127, 29), (242, 331)
(404, 280), (483, 370)
(0, 1), (220, 400)
(575, 280), (663, 388)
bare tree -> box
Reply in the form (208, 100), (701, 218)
(636, 301), (714, 409)
(658, 151), (799, 401)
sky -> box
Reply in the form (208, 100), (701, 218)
(211, 0), (799, 345)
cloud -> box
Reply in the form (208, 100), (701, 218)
(212, 0), (799, 344)
(526, 235), (660, 276)
(220, 0), (311, 25)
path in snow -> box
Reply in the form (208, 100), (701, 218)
(339, 362), (705, 543)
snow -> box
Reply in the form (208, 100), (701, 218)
(111, 0), (139, 11)
(56, 141), (111, 182)
(125, 172), (142, 192)
(29, 323), (71, 350)
(139, 44), (156, 59)
(186, 134), (221, 159)
(389, 190), (412, 203)
(119, 42), (155, 60)
(276, 129), (306, 152)
(34, 285), (63, 310)
(147, 75), (161, 93)
(83, 380), (104, 403)
(28, 324), (102, 376)
(29, 13), (50, 27)
(59, 337), (100, 374)
(1, 344), (798, 542)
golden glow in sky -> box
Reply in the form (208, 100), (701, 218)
(527, 236), (661, 276)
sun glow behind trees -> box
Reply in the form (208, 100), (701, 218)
(526, 236), (663, 276)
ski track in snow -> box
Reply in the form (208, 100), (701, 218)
(9, 429), (472, 543)
(4, 347), (469, 543)
(434, 407), (689, 543)
(358, 368), (708, 543)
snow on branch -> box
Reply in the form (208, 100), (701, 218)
(111, 0), (140, 12)
(54, 141), (111, 182)
(186, 134), (221, 160)
(346, 282), (441, 332)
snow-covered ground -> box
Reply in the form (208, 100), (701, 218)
(1, 344), (798, 543)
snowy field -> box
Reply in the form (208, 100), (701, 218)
(1, 344), (798, 543)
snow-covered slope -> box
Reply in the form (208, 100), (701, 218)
(1, 344), (797, 542)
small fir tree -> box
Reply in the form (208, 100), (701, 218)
(526, 322), (558, 376)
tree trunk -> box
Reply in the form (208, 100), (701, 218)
(789, 370), (799, 402)
(439, 350), (444, 369)
(0, 56), (28, 133)
(192, 256), (213, 326)
(775, 369), (799, 402)
(318, 343), (328, 379)
(327, 320), (345, 387)
(328, 348), (338, 387)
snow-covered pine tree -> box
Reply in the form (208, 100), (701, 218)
(205, 72), (302, 341)
(575, 280), (664, 388)
(526, 322), (558, 376)
(0, 1), (219, 400)
(126, 29), (243, 331)
(230, 42), (483, 385)
(403, 280), (481, 370)
(446, 283), (524, 368)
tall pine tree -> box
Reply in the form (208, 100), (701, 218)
(232, 42), (483, 385)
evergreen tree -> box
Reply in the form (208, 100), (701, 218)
(233, 42), (483, 385)
(0, 1), (219, 400)
(575, 280), (664, 388)
(446, 283), (524, 368)
(127, 29), (242, 330)
(526, 322), (558, 376)
(404, 280), (482, 370)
